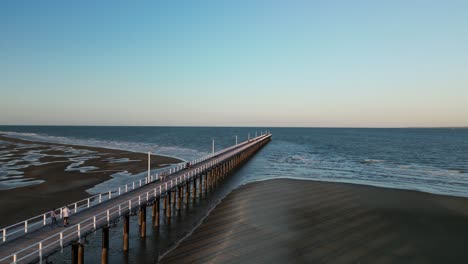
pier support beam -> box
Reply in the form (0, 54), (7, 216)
(123, 214), (129, 251)
(192, 178), (197, 201)
(102, 226), (109, 264)
(177, 186), (182, 210)
(152, 198), (160, 227)
(166, 191), (172, 219)
(204, 173), (208, 194)
(72, 242), (84, 264)
(140, 205), (146, 238)
(185, 182), (190, 205)
(199, 175), (203, 197)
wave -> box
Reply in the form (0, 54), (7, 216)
(360, 159), (385, 164)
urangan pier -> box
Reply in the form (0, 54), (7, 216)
(0, 133), (271, 263)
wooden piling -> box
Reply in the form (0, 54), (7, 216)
(152, 198), (160, 227)
(72, 242), (84, 264)
(123, 214), (129, 251)
(166, 191), (172, 219)
(71, 243), (78, 264)
(199, 175), (203, 196)
(185, 182), (190, 204)
(102, 225), (109, 264)
(177, 186), (182, 209)
(204, 172), (209, 193)
(140, 205), (146, 238)
(78, 243), (84, 264)
(192, 178), (197, 201)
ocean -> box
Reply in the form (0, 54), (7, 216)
(1, 126), (467, 263)
(1, 126), (467, 197)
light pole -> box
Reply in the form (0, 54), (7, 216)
(147, 152), (151, 183)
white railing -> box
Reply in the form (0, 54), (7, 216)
(0, 133), (271, 263)
(0, 133), (270, 244)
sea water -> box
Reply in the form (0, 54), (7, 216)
(1, 126), (466, 197)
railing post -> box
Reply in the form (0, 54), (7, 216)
(25, 221), (28, 233)
(119, 204), (121, 216)
(107, 210), (110, 223)
(109, 191), (111, 200)
(75, 202), (77, 213)
(78, 223), (81, 240)
(3, 229), (6, 242)
(13, 254), (17, 263)
(119, 187), (121, 196)
(60, 232), (63, 248)
(99, 194), (102, 203)
(43, 214), (46, 226)
(126, 185), (128, 193)
(39, 242), (42, 263)
(87, 198), (90, 208)
(94, 216), (96, 230)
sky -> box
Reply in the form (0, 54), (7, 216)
(1, 0), (467, 127)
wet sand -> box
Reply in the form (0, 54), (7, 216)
(0, 135), (182, 228)
(161, 179), (468, 264)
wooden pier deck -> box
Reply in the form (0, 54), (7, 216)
(0, 134), (271, 264)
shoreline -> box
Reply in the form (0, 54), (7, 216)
(0, 134), (182, 228)
(161, 178), (468, 263)
(0, 131), (187, 162)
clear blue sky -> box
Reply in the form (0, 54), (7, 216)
(1, 0), (467, 127)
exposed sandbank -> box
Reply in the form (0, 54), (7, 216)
(161, 178), (468, 263)
(0, 135), (182, 228)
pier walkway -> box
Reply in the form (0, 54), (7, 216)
(0, 133), (271, 264)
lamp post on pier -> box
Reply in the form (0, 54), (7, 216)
(147, 152), (151, 183)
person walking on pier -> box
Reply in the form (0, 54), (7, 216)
(63, 206), (70, 227)
(50, 208), (59, 228)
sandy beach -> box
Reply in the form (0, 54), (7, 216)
(161, 179), (468, 263)
(0, 135), (182, 228)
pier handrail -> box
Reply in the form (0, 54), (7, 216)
(0, 133), (271, 263)
(0, 132), (269, 243)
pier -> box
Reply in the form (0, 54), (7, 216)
(0, 133), (271, 264)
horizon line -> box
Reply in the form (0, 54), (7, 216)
(0, 124), (467, 129)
